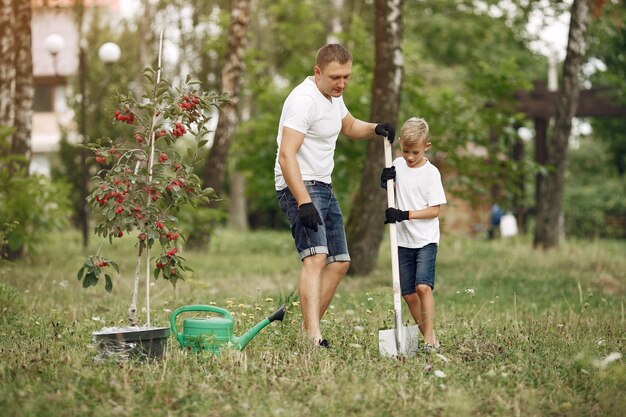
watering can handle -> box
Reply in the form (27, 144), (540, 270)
(170, 305), (233, 343)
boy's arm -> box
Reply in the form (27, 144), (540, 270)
(384, 205), (440, 223)
(407, 205), (440, 220)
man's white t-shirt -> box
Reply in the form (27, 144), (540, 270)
(393, 157), (447, 248)
(274, 77), (348, 190)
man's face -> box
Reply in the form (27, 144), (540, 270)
(314, 61), (352, 98)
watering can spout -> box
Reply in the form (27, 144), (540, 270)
(234, 304), (286, 350)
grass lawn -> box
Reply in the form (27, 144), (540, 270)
(1, 228), (624, 417)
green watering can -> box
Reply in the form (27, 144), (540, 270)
(170, 304), (286, 354)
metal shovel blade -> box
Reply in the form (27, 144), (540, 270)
(379, 324), (420, 357)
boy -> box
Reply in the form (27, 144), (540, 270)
(380, 117), (446, 351)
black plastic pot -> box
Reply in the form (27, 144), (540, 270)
(92, 326), (170, 361)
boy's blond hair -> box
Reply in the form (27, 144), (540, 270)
(399, 117), (429, 147)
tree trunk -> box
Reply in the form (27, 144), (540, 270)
(202, 0), (250, 196)
(11, 0), (33, 173)
(228, 170), (249, 230)
(346, 0), (403, 275)
(0, 0), (14, 131)
(534, 0), (590, 249)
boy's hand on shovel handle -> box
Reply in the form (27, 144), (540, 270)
(385, 207), (409, 224)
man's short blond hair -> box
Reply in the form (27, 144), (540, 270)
(399, 117), (430, 147)
(316, 44), (352, 70)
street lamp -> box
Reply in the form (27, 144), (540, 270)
(44, 34), (121, 248)
(75, 41), (121, 247)
(44, 34), (64, 75)
(98, 42), (121, 64)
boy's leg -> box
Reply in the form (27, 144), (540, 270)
(414, 243), (439, 346)
(403, 292), (423, 328)
(416, 284), (437, 345)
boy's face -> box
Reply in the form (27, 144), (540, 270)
(314, 61), (352, 98)
(401, 141), (431, 168)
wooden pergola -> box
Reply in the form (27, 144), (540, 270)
(512, 81), (626, 232)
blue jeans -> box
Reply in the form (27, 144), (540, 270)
(398, 243), (438, 294)
(276, 181), (350, 263)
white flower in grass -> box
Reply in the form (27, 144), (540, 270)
(597, 339), (606, 346)
(91, 316), (101, 322)
(354, 393), (362, 401)
(434, 370), (446, 378)
(367, 297), (373, 301)
(465, 288), (475, 295)
(349, 343), (362, 349)
(354, 325), (365, 332)
(59, 280), (68, 288)
(163, 308), (171, 313)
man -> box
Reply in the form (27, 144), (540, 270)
(274, 43), (395, 347)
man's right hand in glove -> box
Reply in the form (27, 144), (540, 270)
(298, 202), (323, 232)
(385, 207), (410, 224)
(375, 122), (395, 143)
(380, 167), (396, 189)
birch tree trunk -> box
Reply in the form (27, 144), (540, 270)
(11, 0), (33, 173)
(202, 0), (250, 196)
(346, 0), (403, 275)
(0, 0), (14, 131)
(534, 0), (590, 249)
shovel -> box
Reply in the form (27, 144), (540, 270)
(378, 138), (420, 357)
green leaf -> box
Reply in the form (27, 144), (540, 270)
(77, 266), (85, 280)
(109, 260), (120, 273)
(105, 275), (113, 293)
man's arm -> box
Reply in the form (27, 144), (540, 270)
(340, 112), (377, 140)
(342, 112), (395, 142)
(278, 126), (310, 205)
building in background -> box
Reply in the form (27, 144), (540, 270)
(30, 0), (120, 175)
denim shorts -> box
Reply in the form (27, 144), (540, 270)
(276, 181), (350, 263)
(398, 243), (438, 294)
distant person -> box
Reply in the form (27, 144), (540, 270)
(274, 43), (395, 347)
(380, 117), (446, 351)
(488, 203), (503, 239)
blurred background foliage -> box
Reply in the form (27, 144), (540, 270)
(2, 0), (625, 260)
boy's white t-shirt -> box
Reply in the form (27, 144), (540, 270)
(393, 157), (447, 248)
(274, 77), (348, 190)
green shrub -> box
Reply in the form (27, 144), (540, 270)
(0, 166), (72, 259)
(564, 178), (626, 238)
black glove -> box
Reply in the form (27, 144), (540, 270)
(380, 167), (396, 189)
(298, 202), (323, 232)
(375, 122), (395, 143)
(385, 207), (409, 224)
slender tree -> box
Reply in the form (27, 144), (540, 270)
(0, 0), (14, 130)
(202, 0), (250, 197)
(534, 0), (591, 249)
(0, 0), (33, 175)
(346, 0), (403, 275)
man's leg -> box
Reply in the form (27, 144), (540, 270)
(318, 261), (349, 319)
(299, 253), (327, 342)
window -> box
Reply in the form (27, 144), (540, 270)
(34, 84), (54, 112)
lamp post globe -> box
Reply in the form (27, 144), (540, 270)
(44, 33), (65, 56)
(98, 42), (121, 64)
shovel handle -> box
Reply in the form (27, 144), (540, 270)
(383, 139), (405, 354)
